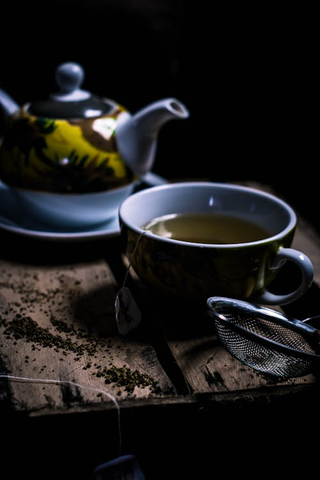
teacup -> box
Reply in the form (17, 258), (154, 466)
(119, 182), (314, 305)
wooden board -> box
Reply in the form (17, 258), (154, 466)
(0, 259), (174, 415)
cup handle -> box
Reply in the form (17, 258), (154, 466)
(255, 247), (314, 305)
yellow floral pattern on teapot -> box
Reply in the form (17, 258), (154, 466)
(0, 105), (134, 193)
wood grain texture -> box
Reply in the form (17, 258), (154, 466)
(0, 259), (174, 415)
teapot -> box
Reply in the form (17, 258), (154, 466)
(0, 62), (189, 194)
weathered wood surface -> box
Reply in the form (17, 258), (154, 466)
(0, 259), (174, 415)
(1, 181), (320, 417)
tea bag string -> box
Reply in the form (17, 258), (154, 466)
(115, 231), (145, 335)
(122, 230), (146, 289)
(0, 374), (122, 457)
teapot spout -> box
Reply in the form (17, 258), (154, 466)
(116, 98), (189, 177)
(0, 88), (20, 118)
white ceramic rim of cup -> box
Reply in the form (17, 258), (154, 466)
(119, 182), (297, 249)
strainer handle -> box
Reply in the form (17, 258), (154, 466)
(255, 247), (314, 306)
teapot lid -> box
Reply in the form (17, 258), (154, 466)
(28, 62), (114, 119)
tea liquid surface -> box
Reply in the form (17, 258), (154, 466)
(143, 213), (270, 244)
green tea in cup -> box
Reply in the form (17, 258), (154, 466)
(143, 212), (270, 245)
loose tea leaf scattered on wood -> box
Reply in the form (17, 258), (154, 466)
(0, 315), (99, 357)
(96, 366), (161, 394)
(0, 314), (161, 395)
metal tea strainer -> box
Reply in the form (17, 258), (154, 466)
(207, 296), (320, 378)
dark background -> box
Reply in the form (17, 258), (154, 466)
(0, 1), (317, 228)
(0, 3), (318, 478)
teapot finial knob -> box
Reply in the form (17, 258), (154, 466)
(51, 62), (90, 102)
(55, 62), (84, 94)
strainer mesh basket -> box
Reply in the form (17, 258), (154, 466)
(214, 310), (318, 378)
